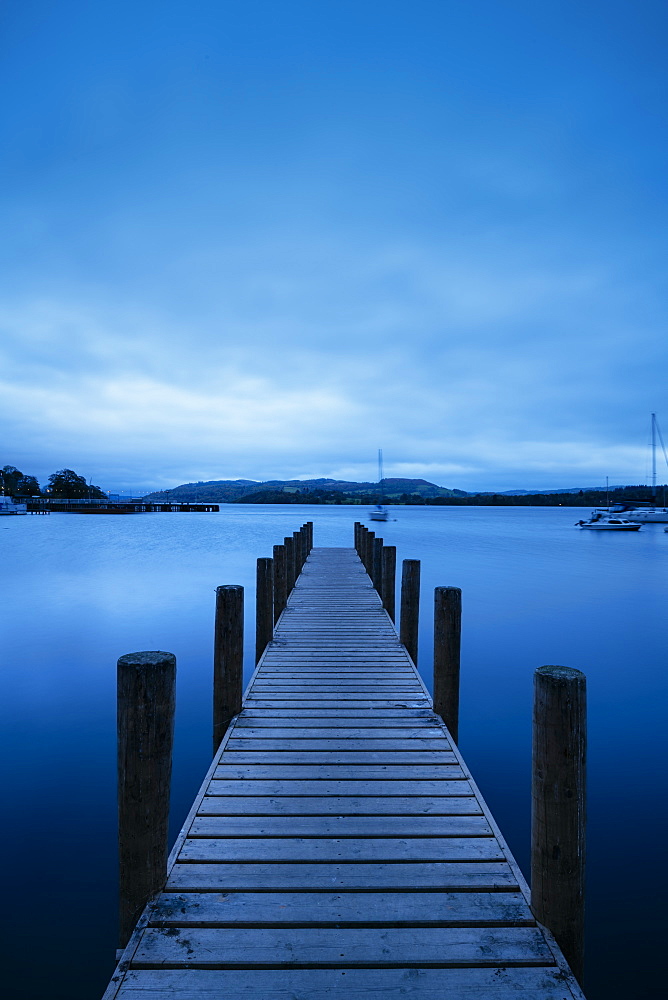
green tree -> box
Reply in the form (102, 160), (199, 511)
(47, 469), (106, 499)
(15, 475), (41, 496)
(1, 465), (23, 495)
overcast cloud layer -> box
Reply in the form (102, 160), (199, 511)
(1, 1), (666, 494)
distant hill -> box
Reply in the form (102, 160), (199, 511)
(143, 477), (467, 503)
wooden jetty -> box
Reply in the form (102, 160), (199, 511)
(104, 545), (585, 999)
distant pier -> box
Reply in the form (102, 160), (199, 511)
(27, 500), (219, 514)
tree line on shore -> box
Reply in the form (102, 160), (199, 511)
(234, 484), (662, 507)
(1, 466), (106, 499)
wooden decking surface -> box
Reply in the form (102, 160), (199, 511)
(104, 547), (585, 999)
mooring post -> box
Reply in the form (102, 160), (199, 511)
(293, 530), (302, 577)
(400, 559), (420, 664)
(356, 523), (364, 558)
(117, 650), (176, 949)
(255, 557), (274, 664)
(381, 544), (396, 621)
(272, 544), (287, 623)
(213, 585), (243, 755)
(365, 530), (375, 576)
(284, 535), (295, 593)
(433, 586), (462, 743)
(305, 521), (313, 554)
(531, 665), (586, 985)
(354, 521), (360, 555)
(373, 536), (383, 593)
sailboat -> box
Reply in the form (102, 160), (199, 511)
(619, 414), (668, 523)
(369, 449), (390, 522)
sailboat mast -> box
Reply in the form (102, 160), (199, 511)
(378, 449), (384, 502)
(652, 412), (657, 499)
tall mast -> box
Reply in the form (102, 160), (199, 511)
(652, 412), (657, 499)
(378, 449), (384, 503)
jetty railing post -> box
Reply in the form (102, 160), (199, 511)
(361, 525), (368, 564)
(272, 544), (287, 623)
(381, 545), (396, 621)
(213, 585), (244, 755)
(293, 530), (302, 578)
(117, 650), (176, 949)
(433, 586), (462, 743)
(365, 530), (375, 576)
(284, 535), (295, 593)
(373, 536), (383, 593)
(400, 559), (420, 665)
(255, 557), (274, 664)
(531, 665), (587, 985)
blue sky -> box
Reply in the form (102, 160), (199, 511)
(1, 0), (667, 494)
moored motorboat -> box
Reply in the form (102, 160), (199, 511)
(0, 496), (27, 515)
(576, 510), (642, 530)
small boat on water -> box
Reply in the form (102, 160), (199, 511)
(619, 413), (668, 522)
(576, 510), (642, 530)
(0, 496), (27, 515)
(369, 449), (390, 522)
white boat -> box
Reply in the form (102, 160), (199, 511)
(621, 414), (668, 522)
(0, 496), (27, 515)
(369, 449), (390, 522)
(370, 503), (390, 522)
(576, 510), (641, 530)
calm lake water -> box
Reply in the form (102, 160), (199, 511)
(2, 504), (665, 998)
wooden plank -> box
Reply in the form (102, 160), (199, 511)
(166, 861), (519, 891)
(206, 779), (473, 796)
(242, 701), (431, 709)
(188, 815), (492, 837)
(150, 890), (532, 926)
(233, 716), (437, 727)
(133, 925), (553, 967)
(224, 739), (453, 751)
(220, 752), (458, 765)
(228, 727), (446, 739)
(110, 966), (584, 999)
(197, 796), (481, 815)
(213, 765), (466, 780)
(238, 709), (436, 718)
(179, 837), (503, 862)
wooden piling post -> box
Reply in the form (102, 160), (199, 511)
(365, 530), (375, 576)
(293, 530), (302, 577)
(531, 665), (587, 985)
(273, 545), (287, 623)
(373, 537), (383, 592)
(354, 521), (360, 555)
(305, 521), (313, 554)
(433, 586), (462, 743)
(284, 536), (295, 593)
(400, 559), (420, 665)
(213, 585), (243, 755)
(381, 545), (396, 621)
(255, 557), (274, 664)
(117, 651), (176, 948)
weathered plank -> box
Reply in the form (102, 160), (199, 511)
(133, 925), (552, 967)
(149, 890), (532, 926)
(109, 966), (584, 999)
(189, 815), (492, 837)
(179, 836), (503, 861)
(166, 861), (520, 891)
(197, 795), (480, 815)
(206, 779), (473, 796)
